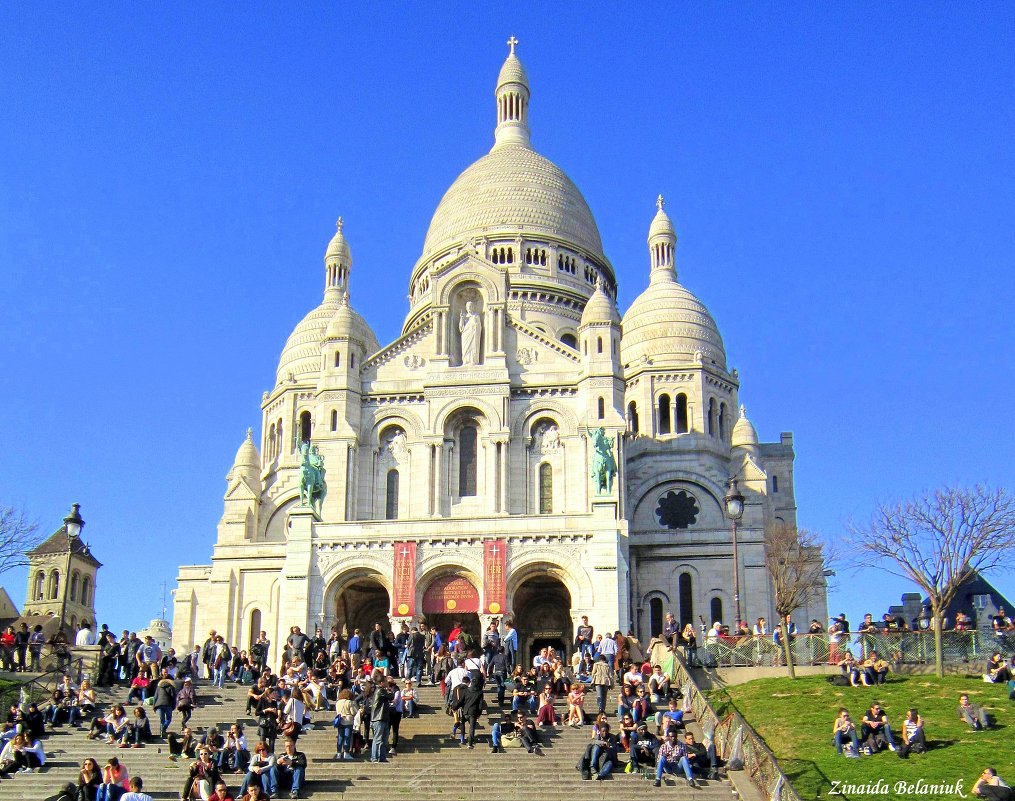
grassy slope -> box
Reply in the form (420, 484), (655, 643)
(716, 675), (1013, 801)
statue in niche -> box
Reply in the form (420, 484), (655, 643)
(537, 423), (561, 453)
(386, 429), (408, 462)
(459, 301), (482, 366)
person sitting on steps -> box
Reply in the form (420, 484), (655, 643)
(653, 728), (695, 788)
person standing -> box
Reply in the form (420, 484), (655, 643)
(14, 623), (29, 673)
(597, 632), (618, 677)
(575, 616), (594, 660)
(502, 621), (518, 674)
(590, 655), (613, 716)
(347, 629), (362, 671)
(368, 676), (391, 763)
(152, 668), (177, 738)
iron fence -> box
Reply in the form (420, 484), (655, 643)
(681, 630), (1012, 669)
(660, 649), (801, 801)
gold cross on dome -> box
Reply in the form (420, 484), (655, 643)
(507, 36), (519, 55)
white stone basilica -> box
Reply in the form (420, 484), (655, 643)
(173, 41), (826, 665)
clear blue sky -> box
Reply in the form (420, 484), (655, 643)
(1, 5), (1012, 634)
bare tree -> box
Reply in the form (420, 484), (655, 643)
(849, 485), (1015, 677)
(764, 522), (833, 678)
(0, 505), (42, 577)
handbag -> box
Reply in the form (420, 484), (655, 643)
(281, 720), (299, 737)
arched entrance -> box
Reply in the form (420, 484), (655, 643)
(512, 574), (572, 664)
(334, 577), (391, 639)
(422, 574), (481, 646)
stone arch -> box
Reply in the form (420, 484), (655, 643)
(510, 399), (580, 439)
(506, 551), (595, 611)
(366, 408), (424, 442)
(437, 271), (501, 306)
(321, 558), (393, 638)
(630, 472), (726, 517)
(434, 399), (500, 434)
(641, 589), (671, 640)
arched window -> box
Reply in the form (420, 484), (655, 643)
(676, 394), (689, 434)
(385, 469), (400, 520)
(350, 353), (356, 368)
(299, 411), (312, 443)
(719, 402), (727, 440)
(678, 573), (693, 629)
(708, 398), (718, 437)
(597, 336), (603, 354)
(331, 410), (338, 432)
(48, 570), (60, 600)
(597, 397), (605, 419)
(658, 394), (671, 435)
(649, 598), (663, 637)
(459, 424), (478, 497)
(249, 609), (261, 650)
(34, 571), (44, 601)
(334, 351), (341, 367)
(628, 401), (639, 435)
(560, 333), (577, 349)
(538, 463), (553, 514)
(772, 475), (779, 493)
(710, 597), (724, 626)
(267, 423), (276, 459)
(276, 419), (283, 455)
(81, 576), (91, 606)
(70, 571), (79, 603)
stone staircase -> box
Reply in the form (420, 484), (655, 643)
(16, 680), (736, 800)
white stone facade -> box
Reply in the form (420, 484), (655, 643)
(173, 42), (826, 667)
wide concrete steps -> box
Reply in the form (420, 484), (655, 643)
(16, 680), (734, 800)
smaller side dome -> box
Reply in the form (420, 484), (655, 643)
(580, 278), (620, 328)
(228, 428), (261, 483)
(731, 405), (760, 450)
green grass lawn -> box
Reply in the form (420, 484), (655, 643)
(714, 674), (1013, 801)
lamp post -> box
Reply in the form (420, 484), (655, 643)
(723, 480), (745, 628)
(58, 503), (84, 639)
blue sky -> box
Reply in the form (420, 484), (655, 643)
(1, 5), (1012, 634)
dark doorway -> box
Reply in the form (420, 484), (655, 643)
(334, 579), (391, 638)
(512, 574), (573, 664)
(424, 613), (481, 647)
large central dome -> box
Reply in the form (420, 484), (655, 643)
(421, 144), (605, 262)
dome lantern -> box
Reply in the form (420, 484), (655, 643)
(493, 36), (531, 150)
(731, 405), (760, 452)
(647, 195), (678, 284)
(325, 217), (352, 297)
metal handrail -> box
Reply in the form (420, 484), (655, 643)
(660, 647), (802, 801)
(0, 648), (88, 713)
(687, 630), (1008, 669)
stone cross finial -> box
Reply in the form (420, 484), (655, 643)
(507, 36), (519, 55)
(336, 217), (344, 232)
(246, 427), (253, 439)
(739, 404), (746, 417)
(656, 194), (665, 211)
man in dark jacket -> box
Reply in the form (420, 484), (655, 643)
(457, 673), (485, 749)
(276, 737), (307, 799)
(368, 676), (391, 763)
(98, 633), (121, 686)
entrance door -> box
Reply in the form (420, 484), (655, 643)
(334, 579), (391, 638)
(422, 575), (481, 648)
(512, 574), (573, 665)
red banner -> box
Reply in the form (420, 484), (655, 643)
(483, 539), (507, 615)
(422, 575), (479, 614)
(392, 541), (417, 617)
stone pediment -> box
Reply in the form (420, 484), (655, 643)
(224, 477), (259, 502)
(506, 317), (581, 374)
(361, 319), (433, 381)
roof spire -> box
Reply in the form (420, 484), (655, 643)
(647, 194), (678, 283)
(493, 36), (531, 150)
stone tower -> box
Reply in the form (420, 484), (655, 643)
(24, 503), (102, 635)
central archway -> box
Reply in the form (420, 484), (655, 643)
(421, 574), (481, 646)
(512, 574), (573, 665)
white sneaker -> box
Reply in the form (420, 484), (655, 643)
(888, 744), (896, 752)
(343, 753), (353, 760)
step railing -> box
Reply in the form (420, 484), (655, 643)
(659, 646), (801, 801)
(685, 630), (1007, 669)
(0, 652), (88, 713)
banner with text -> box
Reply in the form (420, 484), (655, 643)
(392, 541), (417, 617)
(483, 539), (507, 615)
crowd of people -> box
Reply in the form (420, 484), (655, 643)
(1, 610), (1011, 799)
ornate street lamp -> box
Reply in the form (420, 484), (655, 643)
(723, 479), (745, 628)
(59, 503), (84, 638)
